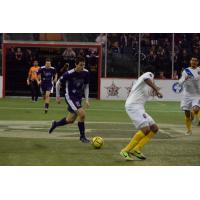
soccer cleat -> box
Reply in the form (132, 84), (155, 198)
(120, 151), (134, 161)
(45, 109), (48, 114)
(130, 149), (146, 160)
(80, 137), (90, 143)
(49, 121), (57, 134)
(185, 130), (192, 136)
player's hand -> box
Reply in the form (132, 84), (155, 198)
(85, 100), (90, 108)
(56, 96), (61, 104)
(185, 76), (190, 81)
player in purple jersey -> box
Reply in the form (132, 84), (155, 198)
(37, 58), (57, 113)
(48, 56), (90, 143)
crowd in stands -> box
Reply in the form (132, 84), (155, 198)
(3, 33), (200, 79)
(106, 33), (200, 78)
(6, 46), (99, 76)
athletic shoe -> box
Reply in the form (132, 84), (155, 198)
(80, 137), (90, 143)
(49, 121), (57, 134)
(120, 151), (134, 161)
(130, 149), (146, 160)
(185, 130), (192, 136)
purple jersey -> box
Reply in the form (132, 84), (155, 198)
(37, 66), (56, 86)
(60, 68), (90, 100)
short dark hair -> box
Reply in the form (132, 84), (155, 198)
(45, 58), (51, 62)
(75, 56), (85, 65)
(191, 56), (199, 60)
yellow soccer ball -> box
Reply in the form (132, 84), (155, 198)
(92, 136), (104, 149)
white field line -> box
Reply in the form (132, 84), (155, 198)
(0, 106), (182, 113)
(0, 126), (198, 141)
(0, 120), (186, 127)
(0, 120), (196, 140)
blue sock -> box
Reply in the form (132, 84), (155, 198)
(55, 118), (68, 127)
(45, 103), (49, 109)
(78, 122), (85, 138)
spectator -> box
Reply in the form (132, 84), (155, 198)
(62, 48), (76, 68)
(15, 47), (23, 61)
(146, 50), (157, 66)
(96, 33), (107, 46)
(158, 71), (166, 79)
(62, 48), (76, 60)
(111, 41), (120, 54)
(120, 34), (128, 54)
(172, 70), (179, 80)
(58, 63), (69, 78)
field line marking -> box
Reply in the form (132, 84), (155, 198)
(0, 106), (182, 113)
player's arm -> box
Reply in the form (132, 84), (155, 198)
(37, 74), (41, 85)
(178, 70), (188, 85)
(27, 68), (31, 85)
(84, 84), (90, 107)
(53, 73), (58, 84)
(55, 79), (61, 104)
(84, 72), (90, 107)
(55, 73), (68, 103)
(144, 79), (163, 98)
(37, 68), (42, 85)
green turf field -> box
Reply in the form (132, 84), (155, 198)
(0, 97), (199, 166)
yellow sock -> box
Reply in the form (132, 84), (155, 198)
(122, 130), (145, 152)
(134, 131), (156, 151)
(185, 116), (192, 132)
(198, 110), (200, 121)
(191, 110), (195, 120)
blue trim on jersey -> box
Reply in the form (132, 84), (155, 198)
(184, 68), (194, 77)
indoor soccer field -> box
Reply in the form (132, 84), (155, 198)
(0, 97), (199, 166)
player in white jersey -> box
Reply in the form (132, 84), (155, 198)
(120, 71), (163, 161)
(178, 56), (200, 135)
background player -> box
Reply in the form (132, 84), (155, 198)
(178, 56), (200, 135)
(37, 58), (57, 113)
(27, 60), (40, 102)
(120, 70), (163, 161)
(48, 56), (90, 143)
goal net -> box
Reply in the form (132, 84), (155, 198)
(2, 41), (102, 98)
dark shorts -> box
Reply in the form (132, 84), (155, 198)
(64, 95), (82, 113)
(40, 84), (53, 95)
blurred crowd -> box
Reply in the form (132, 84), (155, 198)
(106, 33), (200, 78)
(3, 33), (200, 79)
(6, 46), (99, 76)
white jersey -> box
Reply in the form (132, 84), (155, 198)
(178, 67), (200, 97)
(125, 72), (154, 106)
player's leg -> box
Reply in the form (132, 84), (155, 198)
(198, 110), (200, 126)
(184, 110), (192, 135)
(121, 126), (150, 160)
(191, 97), (200, 126)
(131, 123), (158, 159)
(40, 85), (46, 101)
(77, 107), (90, 143)
(34, 81), (40, 102)
(30, 81), (35, 102)
(44, 91), (51, 113)
(181, 97), (192, 135)
(49, 112), (77, 134)
(32, 80), (38, 102)
(120, 106), (149, 160)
